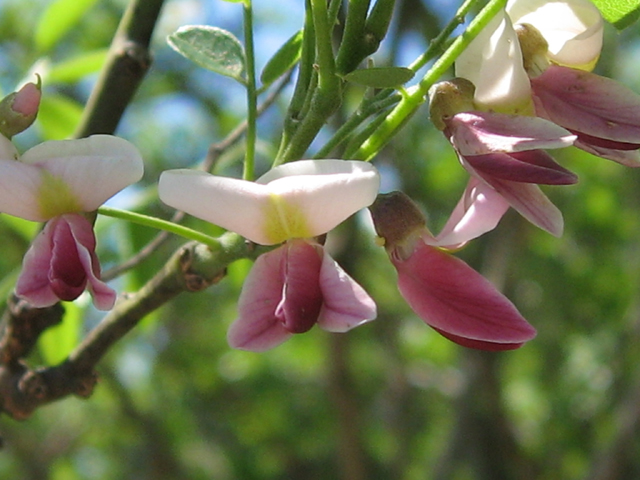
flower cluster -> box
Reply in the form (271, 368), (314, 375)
(7, 0), (635, 355)
(430, 0), (640, 237)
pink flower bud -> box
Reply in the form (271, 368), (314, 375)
(0, 78), (42, 138)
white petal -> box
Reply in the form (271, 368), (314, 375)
(21, 135), (144, 212)
(0, 135), (18, 160)
(0, 160), (48, 221)
(257, 159), (376, 183)
(507, 0), (603, 70)
(432, 178), (509, 249)
(264, 167), (380, 241)
(160, 161), (380, 245)
(455, 11), (531, 112)
(159, 169), (273, 244)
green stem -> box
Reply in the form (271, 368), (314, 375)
(273, 0), (341, 165)
(97, 206), (222, 250)
(314, 93), (400, 158)
(351, 0), (507, 161)
(314, 0), (478, 159)
(407, 0), (478, 73)
(243, 1), (257, 181)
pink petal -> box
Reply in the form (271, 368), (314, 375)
(392, 241), (536, 350)
(464, 159), (564, 236)
(15, 219), (60, 308)
(316, 249), (377, 332)
(448, 111), (575, 156)
(432, 178), (510, 249)
(227, 245), (292, 351)
(64, 214), (116, 310)
(573, 140), (640, 167)
(532, 65), (640, 145)
(464, 150), (577, 185)
(15, 214), (115, 309)
(276, 239), (323, 334)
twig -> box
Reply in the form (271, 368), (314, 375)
(0, 0), (166, 419)
(0, 235), (254, 419)
(74, 0), (166, 137)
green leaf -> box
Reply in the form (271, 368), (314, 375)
(35, 0), (99, 52)
(39, 301), (82, 365)
(260, 30), (303, 86)
(0, 215), (39, 242)
(167, 25), (246, 83)
(590, 0), (640, 29)
(48, 49), (108, 83)
(37, 94), (84, 140)
(343, 67), (414, 88)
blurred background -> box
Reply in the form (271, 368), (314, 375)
(0, 0), (639, 478)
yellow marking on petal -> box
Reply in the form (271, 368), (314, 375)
(37, 171), (82, 218)
(262, 193), (313, 244)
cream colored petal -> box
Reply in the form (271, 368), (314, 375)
(263, 163), (380, 241)
(0, 134), (19, 160)
(21, 135), (144, 214)
(455, 11), (531, 113)
(507, 0), (603, 70)
(0, 160), (47, 221)
(159, 169), (274, 244)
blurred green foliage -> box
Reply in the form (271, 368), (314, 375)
(1, 0), (640, 479)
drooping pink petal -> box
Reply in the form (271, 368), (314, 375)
(227, 245), (292, 351)
(464, 158), (564, 236)
(464, 150), (577, 185)
(15, 214), (116, 310)
(432, 178), (510, 249)
(64, 214), (116, 310)
(49, 216), (89, 301)
(391, 241), (536, 350)
(532, 66), (640, 146)
(448, 111), (575, 156)
(14, 219), (60, 307)
(276, 239), (323, 334)
(573, 140), (640, 167)
(316, 249), (377, 332)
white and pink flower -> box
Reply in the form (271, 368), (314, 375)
(159, 160), (380, 351)
(0, 134), (143, 309)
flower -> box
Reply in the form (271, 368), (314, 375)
(369, 191), (536, 351)
(0, 134), (144, 309)
(429, 78), (577, 237)
(159, 160), (380, 351)
(506, 0), (640, 167)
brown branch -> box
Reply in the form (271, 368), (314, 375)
(0, 0), (167, 421)
(74, 0), (166, 137)
(0, 237), (251, 419)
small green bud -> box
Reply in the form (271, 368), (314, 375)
(0, 76), (42, 138)
(428, 78), (476, 131)
(515, 23), (550, 78)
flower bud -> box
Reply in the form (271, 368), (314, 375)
(515, 23), (550, 78)
(0, 79), (41, 138)
(368, 192), (428, 259)
(428, 78), (476, 131)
